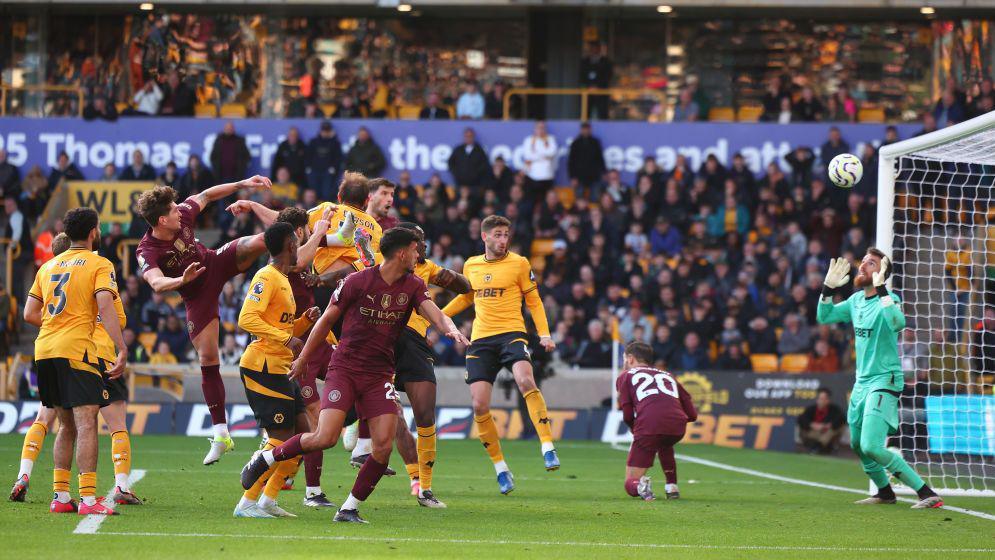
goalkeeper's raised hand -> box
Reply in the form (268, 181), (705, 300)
(872, 255), (890, 288)
(822, 258), (850, 298)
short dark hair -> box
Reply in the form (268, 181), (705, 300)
(368, 178), (396, 194)
(624, 341), (654, 365)
(380, 227), (419, 259)
(338, 172), (370, 207)
(51, 232), (71, 256)
(136, 185), (178, 227)
(395, 221), (425, 239)
(63, 207), (99, 242)
(276, 207), (308, 230)
(866, 247), (892, 281)
(817, 387), (832, 397)
(264, 222), (296, 257)
(481, 215), (511, 233)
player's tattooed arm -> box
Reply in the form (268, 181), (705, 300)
(143, 264), (206, 293)
(432, 268), (472, 294)
(195, 175), (272, 209)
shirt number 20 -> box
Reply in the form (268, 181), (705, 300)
(631, 371), (679, 401)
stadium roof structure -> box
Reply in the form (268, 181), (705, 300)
(3, 0), (994, 8)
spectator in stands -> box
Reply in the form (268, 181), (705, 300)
(220, 334), (241, 366)
(808, 339), (840, 373)
(579, 42), (613, 120)
(149, 340), (178, 365)
(933, 89), (966, 128)
(141, 291), (173, 332)
(119, 149), (156, 181)
(672, 88), (699, 122)
(488, 155), (514, 198)
(572, 319), (613, 368)
(678, 332), (710, 370)
(419, 92), (451, 120)
(272, 126), (309, 189)
(177, 154), (215, 200)
(827, 86), (858, 122)
(820, 127), (850, 170)
(598, 170), (631, 210)
(522, 121), (558, 203)
(19, 165), (49, 219)
(778, 313), (812, 355)
(651, 324), (680, 369)
(619, 301), (652, 344)
(159, 71), (195, 117)
(760, 77), (788, 122)
(793, 87), (824, 121)
(157, 161), (180, 187)
(0, 150), (20, 198)
(307, 121), (343, 201)
(47, 151), (84, 190)
(716, 343), (750, 370)
(945, 237), (972, 335)
(82, 94), (118, 122)
(124, 328), (148, 364)
(448, 128), (490, 190)
(157, 314), (190, 361)
(456, 81), (485, 120)
(797, 387), (844, 454)
(969, 78), (994, 119)
(915, 112), (938, 137)
(746, 316), (776, 354)
(3, 196), (31, 299)
(785, 145), (815, 187)
(972, 307), (995, 394)
(128, 79), (163, 116)
(567, 122), (606, 198)
(345, 126), (387, 178)
(484, 81), (507, 120)
(776, 97), (794, 124)
(332, 95), (362, 119)
(211, 121), (250, 183)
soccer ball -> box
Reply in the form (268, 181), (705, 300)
(828, 153), (863, 188)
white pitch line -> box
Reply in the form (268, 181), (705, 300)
(87, 531), (994, 554)
(73, 469), (146, 534)
(673, 453), (995, 522)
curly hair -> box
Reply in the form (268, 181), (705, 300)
(276, 207), (308, 230)
(63, 207), (99, 242)
(136, 185), (178, 227)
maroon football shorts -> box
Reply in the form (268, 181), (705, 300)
(321, 368), (399, 420)
(182, 239), (241, 340)
(627, 432), (685, 469)
(297, 340), (334, 405)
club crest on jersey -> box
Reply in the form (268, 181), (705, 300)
(253, 282), (264, 294)
(484, 274), (492, 283)
(301, 386), (313, 399)
(381, 294), (392, 309)
(187, 320), (195, 333)
(274, 413), (284, 425)
(182, 227), (193, 239)
(102, 390), (110, 400)
(328, 390), (341, 403)
(174, 239), (187, 252)
(398, 293), (409, 306)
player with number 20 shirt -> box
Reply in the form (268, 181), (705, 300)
(615, 342), (697, 501)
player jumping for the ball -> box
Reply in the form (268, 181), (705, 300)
(818, 248), (942, 509)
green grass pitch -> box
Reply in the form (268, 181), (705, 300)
(1, 435), (992, 559)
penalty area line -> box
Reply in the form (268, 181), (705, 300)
(86, 531), (995, 553)
(73, 469), (146, 534)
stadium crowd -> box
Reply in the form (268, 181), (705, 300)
(7, 115), (987, 380)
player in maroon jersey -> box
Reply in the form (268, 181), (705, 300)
(615, 341), (697, 501)
(240, 227), (469, 523)
(135, 176), (273, 465)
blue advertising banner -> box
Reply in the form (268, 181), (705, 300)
(925, 395), (995, 457)
(0, 118), (918, 185)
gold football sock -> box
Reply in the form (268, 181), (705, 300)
(474, 414), (505, 464)
(405, 463), (419, 482)
(417, 425), (437, 491)
(111, 430), (131, 476)
(263, 457), (299, 500)
(243, 439), (280, 502)
(21, 422), (48, 464)
(523, 389), (554, 444)
(53, 468), (71, 494)
(78, 472), (97, 499)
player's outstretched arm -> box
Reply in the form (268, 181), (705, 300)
(816, 258), (853, 325)
(296, 207), (332, 271)
(292, 307), (321, 337)
(227, 199), (279, 226)
(440, 291), (474, 317)
(290, 303), (343, 381)
(194, 175), (272, 210)
(143, 263), (206, 293)
(873, 258), (906, 332)
(419, 300), (470, 346)
(96, 291), (128, 379)
(431, 268), (472, 294)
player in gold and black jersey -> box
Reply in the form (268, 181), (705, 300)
(442, 215), (558, 495)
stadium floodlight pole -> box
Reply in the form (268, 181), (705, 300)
(874, 110), (995, 498)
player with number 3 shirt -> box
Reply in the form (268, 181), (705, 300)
(615, 342), (697, 501)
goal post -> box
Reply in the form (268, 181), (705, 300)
(876, 111), (995, 497)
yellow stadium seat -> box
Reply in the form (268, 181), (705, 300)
(195, 104), (216, 118)
(397, 105), (423, 119)
(775, 327), (784, 341)
(220, 103), (247, 118)
(708, 107), (735, 122)
(555, 186), (576, 209)
(321, 104), (337, 117)
(858, 108), (885, 123)
(750, 354), (779, 373)
(737, 105), (764, 122)
(222, 321), (236, 333)
(165, 293), (183, 309)
(780, 354), (811, 373)
(138, 332), (157, 354)
(531, 238), (555, 258)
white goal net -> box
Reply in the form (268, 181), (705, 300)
(878, 112), (995, 497)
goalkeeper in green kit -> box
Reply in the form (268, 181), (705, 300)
(818, 248), (943, 509)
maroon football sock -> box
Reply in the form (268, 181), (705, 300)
(351, 456), (388, 501)
(304, 449), (323, 487)
(273, 434), (305, 462)
(201, 365), (227, 425)
(658, 446), (677, 485)
(624, 478), (640, 497)
(358, 419), (370, 439)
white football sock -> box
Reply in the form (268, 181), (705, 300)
(81, 495), (97, 506)
(665, 483), (678, 493)
(493, 460), (509, 475)
(306, 486), (323, 498)
(237, 496), (256, 510)
(541, 442), (556, 454)
(352, 438), (372, 458)
(262, 450), (276, 466)
(341, 493), (361, 511)
(213, 423), (230, 440)
(18, 459), (34, 479)
(257, 494), (275, 509)
(54, 491), (71, 503)
(115, 473), (129, 491)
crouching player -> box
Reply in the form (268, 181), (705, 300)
(616, 342), (697, 501)
(232, 223), (320, 518)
